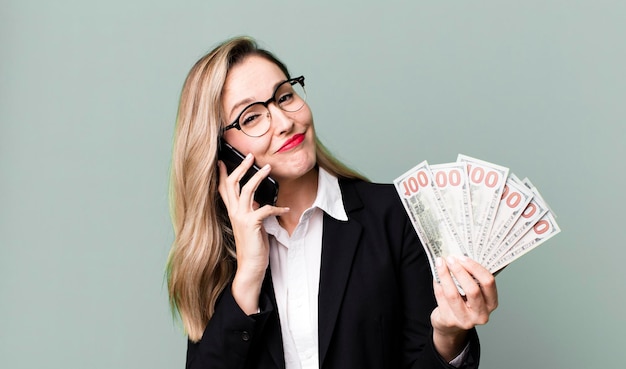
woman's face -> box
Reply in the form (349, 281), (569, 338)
(221, 55), (316, 182)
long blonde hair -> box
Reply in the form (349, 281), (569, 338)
(167, 36), (367, 342)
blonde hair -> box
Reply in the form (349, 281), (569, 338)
(166, 36), (367, 342)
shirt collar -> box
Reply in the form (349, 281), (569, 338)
(263, 167), (348, 236)
(314, 167), (348, 221)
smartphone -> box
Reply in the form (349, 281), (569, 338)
(218, 140), (279, 207)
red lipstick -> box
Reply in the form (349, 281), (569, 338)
(277, 134), (305, 153)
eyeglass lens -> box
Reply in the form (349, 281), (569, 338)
(238, 79), (306, 137)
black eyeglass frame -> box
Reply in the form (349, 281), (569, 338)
(221, 76), (306, 137)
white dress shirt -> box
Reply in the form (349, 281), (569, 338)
(263, 168), (347, 369)
(263, 168), (467, 369)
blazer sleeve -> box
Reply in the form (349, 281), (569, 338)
(395, 195), (480, 369)
(185, 282), (275, 369)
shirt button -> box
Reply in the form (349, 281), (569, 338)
(241, 331), (250, 341)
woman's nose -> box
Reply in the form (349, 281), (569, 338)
(267, 104), (294, 135)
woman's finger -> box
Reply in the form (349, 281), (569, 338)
(445, 256), (485, 308)
(435, 257), (469, 313)
(217, 160), (232, 208)
(238, 163), (272, 208)
(217, 153), (255, 211)
(458, 257), (498, 311)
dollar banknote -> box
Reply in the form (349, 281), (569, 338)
(480, 174), (534, 264)
(394, 160), (468, 281)
(431, 162), (474, 258)
(394, 154), (560, 280)
(482, 186), (550, 269)
(488, 211), (561, 273)
(457, 154), (509, 261)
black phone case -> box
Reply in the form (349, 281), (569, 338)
(218, 140), (279, 206)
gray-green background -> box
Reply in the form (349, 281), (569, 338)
(2, 1), (624, 368)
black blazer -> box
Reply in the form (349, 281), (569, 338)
(186, 179), (480, 369)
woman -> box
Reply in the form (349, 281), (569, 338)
(167, 36), (498, 369)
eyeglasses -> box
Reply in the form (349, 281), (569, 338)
(222, 76), (306, 137)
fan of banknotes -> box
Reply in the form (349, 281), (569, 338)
(394, 154), (561, 280)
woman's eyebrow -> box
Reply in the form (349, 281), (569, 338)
(226, 79), (286, 120)
(228, 97), (255, 120)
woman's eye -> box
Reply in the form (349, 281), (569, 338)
(241, 113), (260, 126)
(277, 92), (293, 105)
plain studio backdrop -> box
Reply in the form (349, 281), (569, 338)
(1, 1), (624, 368)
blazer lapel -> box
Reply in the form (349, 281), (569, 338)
(317, 180), (363, 367)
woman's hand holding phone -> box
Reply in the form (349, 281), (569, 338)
(218, 141), (278, 207)
(217, 151), (289, 315)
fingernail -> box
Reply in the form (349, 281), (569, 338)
(447, 256), (457, 265)
(436, 257), (443, 267)
(245, 153), (253, 161)
(262, 164), (271, 171)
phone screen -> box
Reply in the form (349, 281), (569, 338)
(217, 140), (279, 206)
